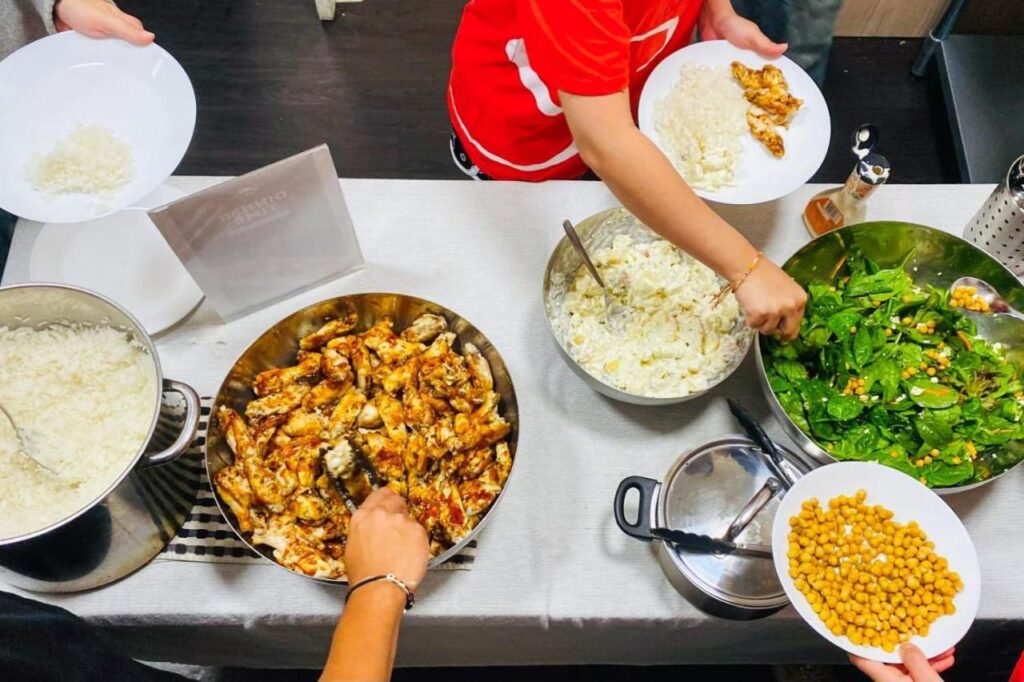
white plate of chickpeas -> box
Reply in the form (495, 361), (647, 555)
(772, 462), (980, 663)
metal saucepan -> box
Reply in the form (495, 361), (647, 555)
(0, 284), (200, 592)
(614, 435), (815, 620)
(756, 221), (1024, 494)
(543, 208), (752, 405)
(206, 292), (519, 583)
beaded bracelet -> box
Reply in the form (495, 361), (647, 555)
(346, 573), (416, 611)
(712, 251), (763, 307)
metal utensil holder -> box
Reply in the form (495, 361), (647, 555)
(964, 155), (1024, 277)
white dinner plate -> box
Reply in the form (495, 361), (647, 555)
(0, 32), (196, 223)
(638, 40), (830, 205)
(772, 462), (980, 663)
(29, 184), (203, 335)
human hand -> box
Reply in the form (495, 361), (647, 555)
(698, 0), (787, 58)
(54, 0), (154, 46)
(733, 257), (807, 339)
(345, 488), (429, 589)
(851, 644), (955, 682)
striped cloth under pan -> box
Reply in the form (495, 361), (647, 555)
(152, 397), (476, 570)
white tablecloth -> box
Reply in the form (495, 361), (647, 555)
(4, 179), (1023, 668)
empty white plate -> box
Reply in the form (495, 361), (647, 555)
(0, 32), (196, 223)
(772, 462), (980, 663)
(30, 184), (203, 335)
(638, 40), (831, 205)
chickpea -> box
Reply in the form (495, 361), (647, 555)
(787, 492), (963, 651)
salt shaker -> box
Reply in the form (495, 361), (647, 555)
(964, 155), (1024, 277)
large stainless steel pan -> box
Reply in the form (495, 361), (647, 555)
(756, 221), (1024, 494)
(206, 292), (519, 582)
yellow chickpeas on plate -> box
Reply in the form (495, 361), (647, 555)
(771, 462), (981, 663)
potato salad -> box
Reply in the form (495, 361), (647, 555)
(555, 234), (747, 398)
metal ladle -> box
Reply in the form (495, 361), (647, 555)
(0, 400), (58, 476)
(561, 219), (628, 332)
(951, 276), (1024, 324)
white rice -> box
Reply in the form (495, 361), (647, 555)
(27, 124), (135, 197)
(0, 325), (156, 539)
(654, 63), (748, 190)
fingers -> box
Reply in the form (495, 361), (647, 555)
(757, 313), (781, 336)
(752, 34), (788, 58)
(899, 643), (944, 681)
(849, 654), (903, 682)
(931, 655), (955, 675)
(778, 310), (802, 340)
(97, 10), (155, 45)
(361, 487), (406, 514)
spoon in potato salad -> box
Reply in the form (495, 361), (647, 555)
(555, 234), (748, 398)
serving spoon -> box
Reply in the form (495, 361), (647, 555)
(0, 400), (58, 476)
(951, 276), (1024, 323)
(561, 219), (629, 332)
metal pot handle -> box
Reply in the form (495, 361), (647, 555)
(139, 379), (201, 469)
(724, 477), (782, 542)
(614, 476), (659, 541)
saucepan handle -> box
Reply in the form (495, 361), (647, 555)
(614, 476), (660, 541)
(138, 379), (201, 469)
(724, 477), (782, 542)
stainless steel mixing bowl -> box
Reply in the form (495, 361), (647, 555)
(543, 208), (752, 405)
(206, 292), (519, 582)
(755, 221), (1024, 494)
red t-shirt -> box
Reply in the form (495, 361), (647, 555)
(448, 0), (704, 181)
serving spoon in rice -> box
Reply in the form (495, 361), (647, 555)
(0, 400), (58, 476)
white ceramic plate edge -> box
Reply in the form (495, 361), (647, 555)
(771, 462), (981, 663)
(638, 40), (831, 205)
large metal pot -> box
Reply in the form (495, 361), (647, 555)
(614, 436), (815, 619)
(756, 221), (1024, 494)
(206, 292), (519, 582)
(0, 284), (200, 592)
(543, 208), (752, 405)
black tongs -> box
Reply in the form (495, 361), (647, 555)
(727, 398), (799, 491)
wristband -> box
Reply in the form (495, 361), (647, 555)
(346, 573), (416, 611)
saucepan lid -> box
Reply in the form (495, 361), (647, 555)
(616, 435), (815, 617)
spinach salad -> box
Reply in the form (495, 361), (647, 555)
(764, 247), (1024, 488)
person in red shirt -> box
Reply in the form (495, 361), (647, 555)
(448, 0), (807, 339)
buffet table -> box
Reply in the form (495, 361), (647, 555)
(3, 179), (1023, 669)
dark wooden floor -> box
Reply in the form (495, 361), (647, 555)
(120, 0), (959, 184)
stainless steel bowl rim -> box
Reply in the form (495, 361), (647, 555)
(756, 221), (1024, 494)
(542, 207), (752, 406)
(0, 282), (164, 545)
(204, 292), (520, 584)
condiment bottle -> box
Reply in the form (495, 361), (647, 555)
(803, 125), (891, 237)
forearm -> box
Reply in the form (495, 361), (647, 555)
(581, 125), (758, 281)
(320, 583), (406, 682)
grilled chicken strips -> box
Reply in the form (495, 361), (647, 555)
(213, 309), (513, 579)
(730, 61), (802, 158)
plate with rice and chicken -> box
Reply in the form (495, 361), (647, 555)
(638, 40), (830, 205)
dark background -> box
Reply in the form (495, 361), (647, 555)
(119, 0), (960, 184)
